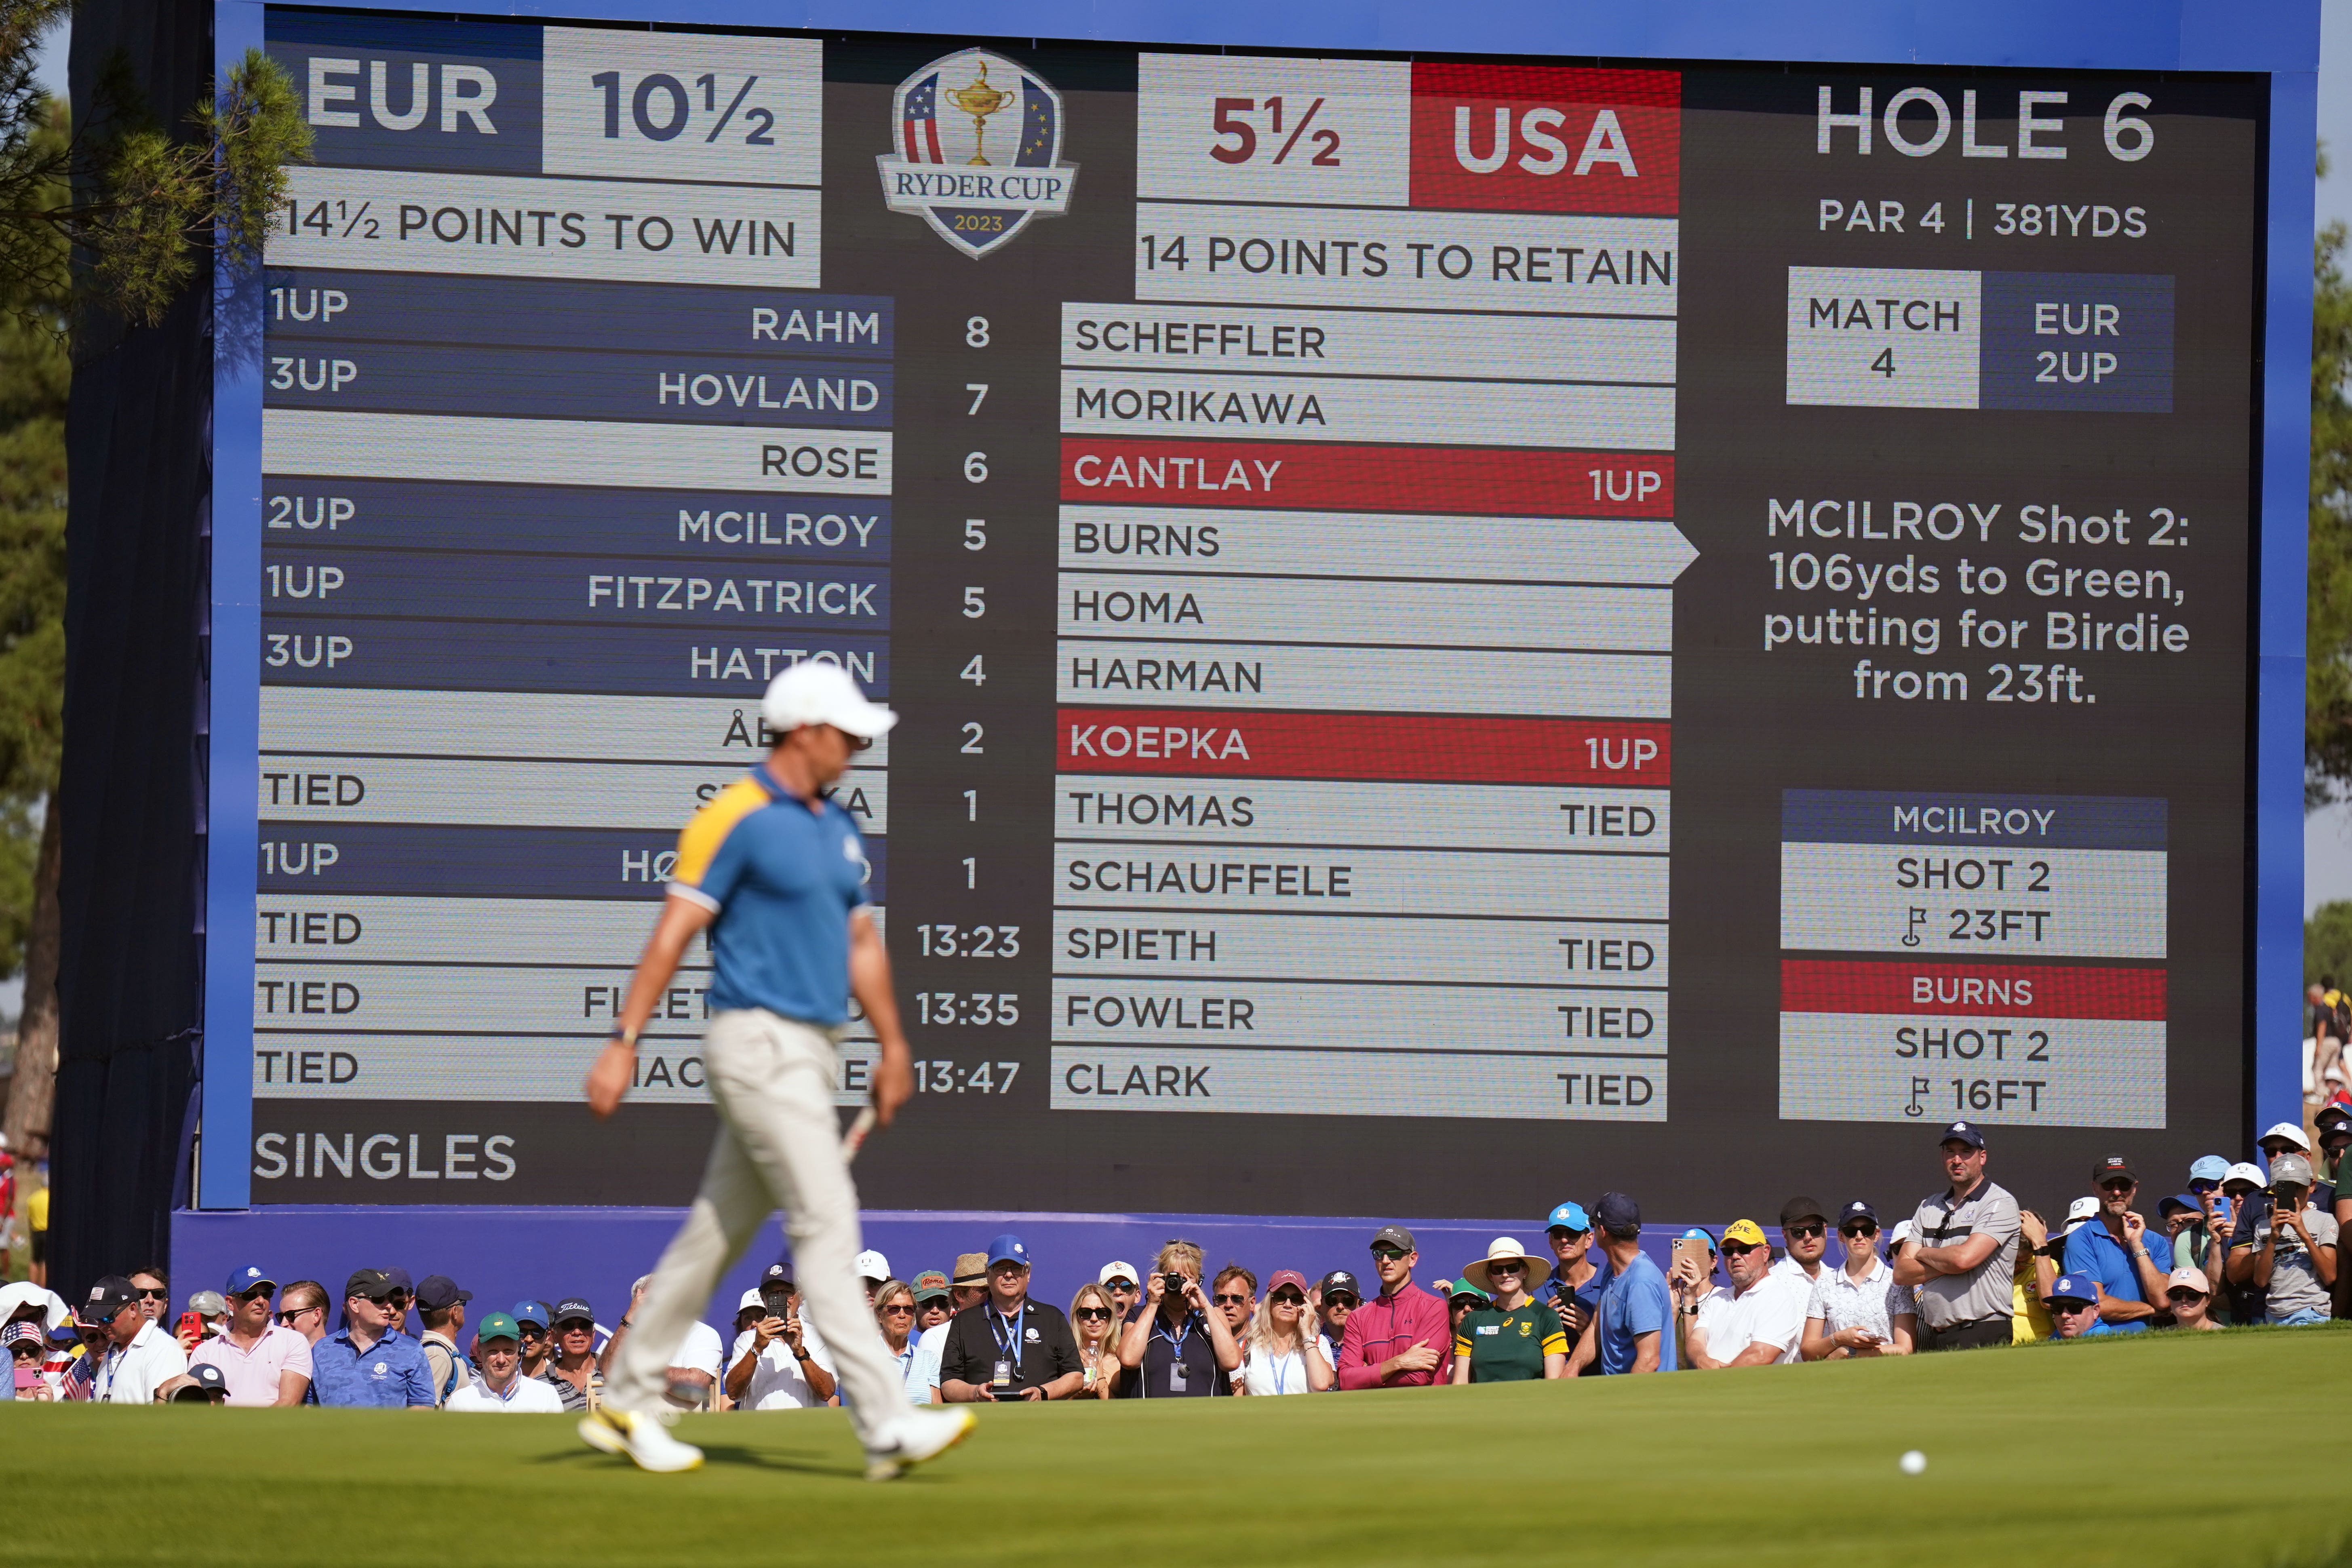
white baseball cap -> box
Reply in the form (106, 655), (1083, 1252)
(2258, 1121), (2312, 1152)
(1100, 1261), (1140, 1286)
(2223, 1161), (2268, 1190)
(761, 661), (896, 740)
(854, 1249), (891, 1281)
(2165, 1265), (2211, 1295)
(736, 1288), (765, 1312)
(2062, 1195), (2101, 1231)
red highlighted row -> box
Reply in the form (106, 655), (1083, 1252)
(1062, 439), (1675, 519)
(1058, 708), (1670, 785)
(1409, 64), (1680, 217)
(1781, 959), (2167, 1021)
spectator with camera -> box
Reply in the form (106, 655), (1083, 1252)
(1801, 1201), (1916, 1359)
(727, 1262), (838, 1410)
(1676, 1219), (1807, 1368)
(1335, 1225), (1451, 1389)
(1115, 1238), (1241, 1397)
(188, 1266), (312, 1406)
(1450, 1239), (1567, 1383)
(2226, 1153), (2339, 1325)
(1564, 1192), (1675, 1374)
(942, 1234), (1084, 1402)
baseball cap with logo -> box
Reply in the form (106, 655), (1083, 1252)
(2259, 1121), (2312, 1153)
(1545, 1201), (1591, 1234)
(2188, 1155), (2232, 1186)
(2223, 1161), (2267, 1192)
(1317, 1269), (1362, 1303)
(343, 1268), (393, 1302)
(1442, 1279), (1488, 1305)
(187, 1291), (228, 1318)
(1267, 1269), (1309, 1298)
(551, 1297), (595, 1328)
(1838, 1199), (1879, 1227)
(382, 1267), (415, 1296)
(78, 1277), (138, 1326)
(224, 1265), (276, 1298)
(759, 1262), (795, 1292)
(512, 1300), (552, 1332)
(1721, 1219), (1768, 1250)
(986, 1233), (1030, 1268)
(174, 1362), (230, 1401)
(761, 660), (898, 740)
(911, 1271), (952, 1304)
(2166, 1266), (2211, 1295)
(2268, 1152), (2316, 1189)
(2092, 1155), (2136, 1186)
(1369, 1224), (1416, 1252)
(1099, 1260), (1140, 1288)
(2063, 1196), (2102, 1232)
(2043, 1273), (2098, 1306)
(415, 1275), (472, 1312)
(952, 1253), (988, 1287)
(854, 1249), (891, 1281)
(475, 1312), (521, 1345)
(1939, 1121), (1986, 1149)
(1679, 1227), (1717, 1255)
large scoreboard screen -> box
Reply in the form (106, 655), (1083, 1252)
(212, 5), (2276, 1218)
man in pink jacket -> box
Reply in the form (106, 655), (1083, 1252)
(1336, 1225), (1452, 1388)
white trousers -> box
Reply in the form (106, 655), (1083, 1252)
(609, 1009), (908, 1445)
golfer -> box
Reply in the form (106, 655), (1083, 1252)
(580, 662), (974, 1479)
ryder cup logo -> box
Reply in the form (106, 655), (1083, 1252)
(878, 48), (1076, 258)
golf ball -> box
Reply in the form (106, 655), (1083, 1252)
(1899, 1450), (1927, 1475)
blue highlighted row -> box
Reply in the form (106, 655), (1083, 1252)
(261, 477), (890, 561)
(264, 270), (892, 359)
(1782, 789), (2167, 851)
(258, 822), (886, 902)
(261, 552), (888, 628)
(262, 340), (889, 428)
(260, 620), (888, 700)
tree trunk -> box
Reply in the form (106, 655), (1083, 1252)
(3, 797), (62, 1159)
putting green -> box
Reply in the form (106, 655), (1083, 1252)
(8, 1326), (2348, 1566)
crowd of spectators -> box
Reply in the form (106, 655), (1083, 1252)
(4, 1114), (2344, 1407)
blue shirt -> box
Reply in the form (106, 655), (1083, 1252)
(1594, 1251), (1676, 1374)
(670, 767), (872, 1025)
(309, 1327), (436, 1407)
(2061, 1222), (2154, 1333)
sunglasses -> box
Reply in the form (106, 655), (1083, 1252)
(1074, 1307), (1114, 1321)
(1840, 1224), (1878, 1239)
(1487, 1260), (1526, 1273)
(878, 1303), (915, 1316)
(1547, 1227), (1588, 1240)
(276, 1305), (322, 1324)
(135, 1288), (171, 1301)
(1324, 1296), (1359, 1309)
(1269, 1291), (1305, 1307)
(555, 1319), (594, 1333)
(1370, 1247), (1409, 1262)
(1721, 1243), (1762, 1257)
(2188, 1180), (2219, 1193)
(2166, 1289), (2205, 1305)
(2098, 1181), (2135, 1195)
(1212, 1293), (1250, 1306)
(1785, 1224), (1826, 1239)
(2051, 1299), (2096, 1313)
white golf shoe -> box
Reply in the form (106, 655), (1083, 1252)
(864, 1406), (978, 1481)
(579, 1406), (704, 1473)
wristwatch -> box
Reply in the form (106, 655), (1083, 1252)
(608, 1024), (638, 1047)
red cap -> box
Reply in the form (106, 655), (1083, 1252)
(1267, 1269), (1309, 1296)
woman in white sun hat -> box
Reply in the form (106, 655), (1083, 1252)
(1449, 1238), (1568, 1383)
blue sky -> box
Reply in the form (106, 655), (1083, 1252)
(26, 10), (2352, 914)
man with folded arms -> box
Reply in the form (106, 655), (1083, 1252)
(1895, 1120), (2022, 1351)
(1335, 1225), (1450, 1388)
(1676, 1219), (1808, 1368)
(188, 1265), (312, 1405)
(447, 1313), (567, 1412)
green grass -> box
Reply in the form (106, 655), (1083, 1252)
(10, 1326), (2352, 1566)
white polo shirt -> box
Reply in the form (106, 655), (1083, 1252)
(729, 1322), (836, 1410)
(670, 1321), (723, 1380)
(447, 1372), (567, 1412)
(94, 1320), (189, 1404)
(1805, 1256), (1920, 1346)
(1690, 1274), (1807, 1366)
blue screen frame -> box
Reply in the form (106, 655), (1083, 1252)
(203, 0), (2317, 1208)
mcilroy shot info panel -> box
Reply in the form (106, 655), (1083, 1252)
(214, 6), (2275, 1216)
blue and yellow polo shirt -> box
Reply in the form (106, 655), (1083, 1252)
(670, 767), (871, 1026)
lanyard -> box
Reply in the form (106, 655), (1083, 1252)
(988, 1306), (1026, 1361)
(1153, 1313), (1193, 1361)
(1272, 1348), (1292, 1395)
